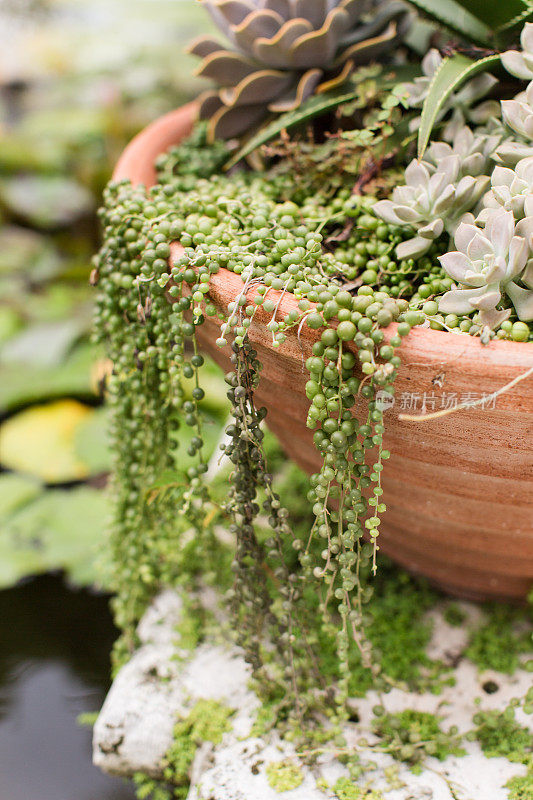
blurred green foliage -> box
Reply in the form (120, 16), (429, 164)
(0, 0), (214, 589)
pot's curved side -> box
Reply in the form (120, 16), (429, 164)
(113, 103), (199, 187)
(177, 253), (533, 601)
(115, 108), (533, 601)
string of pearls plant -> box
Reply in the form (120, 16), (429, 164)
(93, 3), (533, 737)
(93, 113), (438, 725)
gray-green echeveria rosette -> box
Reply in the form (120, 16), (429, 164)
(438, 207), (532, 328)
(496, 30), (533, 165)
(501, 22), (533, 82)
(423, 127), (502, 179)
(376, 20), (533, 331)
(189, 0), (411, 140)
(373, 150), (490, 260)
(493, 80), (533, 165)
(479, 157), (533, 221)
(501, 80), (533, 141)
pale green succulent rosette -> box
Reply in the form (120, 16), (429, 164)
(422, 128), (502, 180)
(189, 0), (411, 140)
(375, 21), (533, 332)
(374, 150), (490, 260)
(502, 22), (533, 82)
(497, 45), (533, 165)
(502, 81), (533, 141)
(438, 207), (532, 329)
(479, 158), (533, 221)
(494, 84), (533, 166)
(512, 199), (533, 315)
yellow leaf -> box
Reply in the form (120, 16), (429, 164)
(0, 399), (92, 483)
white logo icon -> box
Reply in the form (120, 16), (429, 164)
(375, 391), (395, 412)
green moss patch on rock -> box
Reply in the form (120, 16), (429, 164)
(443, 603), (467, 628)
(133, 700), (234, 800)
(469, 707), (533, 765)
(266, 759), (304, 792)
(371, 708), (465, 770)
(333, 777), (384, 799)
(506, 769), (533, 800)
(466, 606), (532, 674)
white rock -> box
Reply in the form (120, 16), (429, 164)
(425, 601), (484, 665)
(136, 589), (184, 646)
(93, 641), (184, 777)
(94, 590), (532, 800)
(191, 738), (325, 800)
(93, 589), (257, 778)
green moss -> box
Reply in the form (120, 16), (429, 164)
(466, 606), (532, 674)
(334, 778), (360, 800)
(76, 711), (98, 728)
(157, 700), (234, 798)
(506, 769), (533, 800)
(250, 694), (283, 739)
(372, 709), (465, 768)
(525, 686), (533, 716)
(443, 603), (466, 627)
(333, 777), (384, 799)
(133, 773), (176, 800)
(357, 569), (446, 693)
(469, 708), (533, 764)
(132, 701), (234, 798)
(173, 592), (215, 655)
(266, 760), (304, 792)
(175, 607), (204, 652)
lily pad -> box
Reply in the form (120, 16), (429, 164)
(0, 542), (45, 590)
(0, 175), (94, 229)
(0, 132), (66, 174)
(73, 405), (111, 474)
(0, 342), (98, 412)
(19, 106), (111, 150)
(1, 318), (86, 368)
(0, 225), (63, 280)
(0, 307), (24, 346)
(0, 473), (43, 520)
(0, 282), (93, 327)
(0, 399), (93, 482)
(0, 486), (110, 588)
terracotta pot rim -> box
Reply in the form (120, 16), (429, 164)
(112, 103), (533, 369)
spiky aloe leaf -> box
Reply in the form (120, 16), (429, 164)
(417, 53), (501, 159)
(448, 0), (532, 31)
(496, 3), (533, 37)
(227, 64), (420, 168)
(402, 0), (492, 46)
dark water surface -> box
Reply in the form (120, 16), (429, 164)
(0, 574), (136, 800)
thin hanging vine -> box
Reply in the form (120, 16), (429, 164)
(93, 120), (431, 720)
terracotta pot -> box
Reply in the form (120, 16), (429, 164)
(113, 104), (533, 602)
